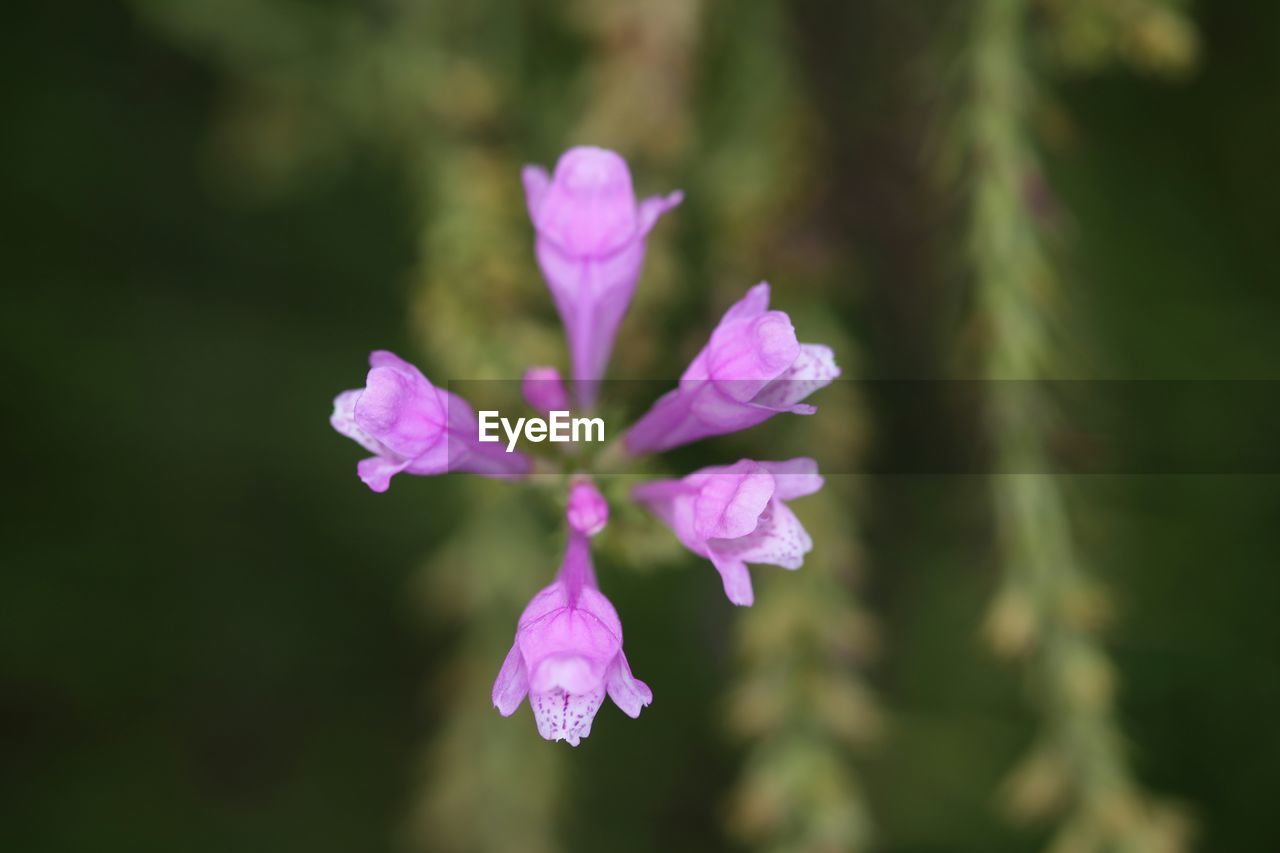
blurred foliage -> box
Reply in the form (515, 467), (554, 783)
(1032, 0), (1198, 79)
(963, 2), (1198, 851)
(6, 1), (1280, 852)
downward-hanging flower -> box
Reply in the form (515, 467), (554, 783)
(633, 458), (823, 606)
(330, 350), (531, 491)
(492, 507), (651, 746)
(523, 146), (682, 408)
(625, 283), (840, 454)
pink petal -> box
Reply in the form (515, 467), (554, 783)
(519, 607), (620, 679)
(533, 146), (639, 258)
(575, 587), (624, 642)
(693, 461), (775, 540)
(368, 349), (423, 376)
(709, 555), (755, 606)
(354, 365), (447, 459)
(567, 480), (609, 537)
(522, 366), (570, 414)
(708, 501), (813, 570)
(757, 458), (824, 500)
(606, 652), (653, 718)
(492, 643), (529, 716)
(720, 281), (772, 324)
(356, 455), (410, 493)
(750, 343), (840, 411)
(535, 236), (646, 407)
(522, 164), (551, 220)
(637, 190), (683, 235)
(529, 654), (608, 696)
(706, 311), (801, 401)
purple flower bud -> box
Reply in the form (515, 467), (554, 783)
(625, 283), (840, 454)
(521, 365), (571, 415)
(567, 479), (609, 537)
(330, 350), (531, 491)
(633, 458), (823, 606)
(492, 533), (651, 746)
(524, 146), (682, 408)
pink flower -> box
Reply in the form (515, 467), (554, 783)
(632, 458), (823, 606)
(523, 146), (682, 408)
(330, 350), (531, 491)
(492, 532), (651, 746)
(624, 283), (840, 454)
(521, 365), (571, 415)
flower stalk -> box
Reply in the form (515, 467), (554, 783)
(968, 2), (1190, 850)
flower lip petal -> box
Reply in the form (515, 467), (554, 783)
(705, 310), (800, 402)
(750, 343), (841, 411)
(331, 389), (382, 454)
(532, 685), (605, 746)
(354, 366), (410, 432)
(555, 145), (632, 195)
(530, 653), (605, 695)
(533, 146), (639, 258)
(693, 462), (775, 541)
(517, 606), (621, 677)
(752, 313), (802, 373)
(353, 363), (447, 460)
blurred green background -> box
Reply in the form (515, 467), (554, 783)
(3, 1), (1278, 851)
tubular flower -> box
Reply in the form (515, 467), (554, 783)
(330, 350), (531, 491)
(625, 283), (840, 454)
(523, 146), (682, 407)
(632, 458), (824, 606)
(492, 531), (652, 746)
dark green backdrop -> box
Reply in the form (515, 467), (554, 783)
(3, 1), (1277, 851)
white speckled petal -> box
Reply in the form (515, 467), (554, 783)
(707, 500), (813, 571)
(531, 685), (607, 747)
(750, 344), (840, 411)
(331, 389), (382, 454)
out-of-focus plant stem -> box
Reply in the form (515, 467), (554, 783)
(969, 2), (1190, 851)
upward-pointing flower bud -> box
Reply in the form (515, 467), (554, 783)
(524, 146), (682, 408)
(567, 479), (609, 537)
(521, 365), (571, 415)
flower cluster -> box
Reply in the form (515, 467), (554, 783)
(331, 146), (839, 745)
